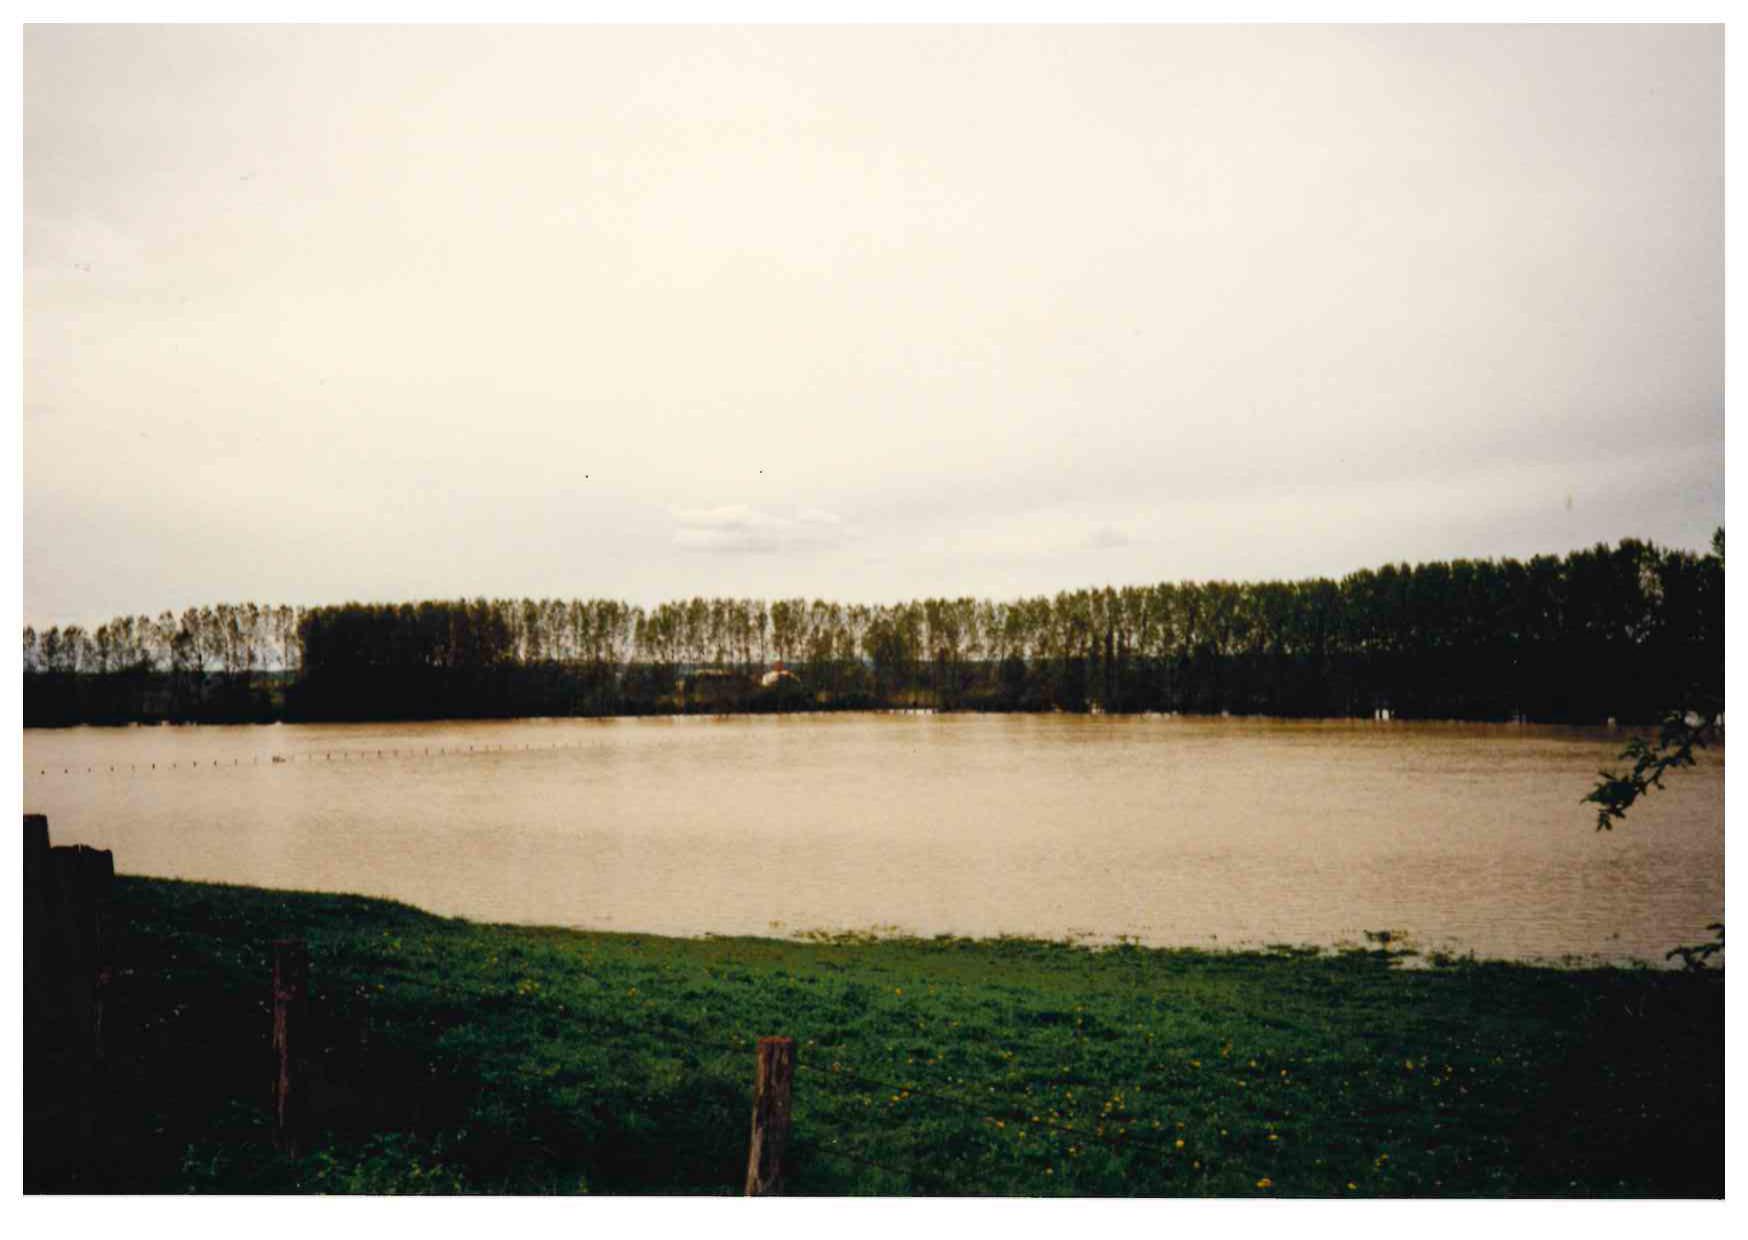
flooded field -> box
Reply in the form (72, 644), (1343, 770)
(22, 713), (1724, 965)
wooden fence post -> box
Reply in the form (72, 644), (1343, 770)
(24, 817), (116, 1183)
(744, 1036), (795, 1196)
(272, 940), (308, 1154)
(24, 815), (49, 989)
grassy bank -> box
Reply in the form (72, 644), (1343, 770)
(32, 877), (1723, 1196)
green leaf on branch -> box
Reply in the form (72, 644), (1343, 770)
(1583, 708), (1720, 832)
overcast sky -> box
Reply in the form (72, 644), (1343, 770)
(23, 25), (1723, 626)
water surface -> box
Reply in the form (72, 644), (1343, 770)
(22, 714), (1724, 964)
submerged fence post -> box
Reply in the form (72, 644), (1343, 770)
(272, 939), (308, 1154)
(744, 1036), (795, 1196)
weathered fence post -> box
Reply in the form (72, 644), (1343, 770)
(744, 1036), (795, 1196)
(24, 815), (49, 988)
(272, 939), (308, 1154)
(43, 842), (114, 1076)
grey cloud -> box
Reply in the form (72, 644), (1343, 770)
(672, 505), (847, 555)
(1083, 525), (1131, 551)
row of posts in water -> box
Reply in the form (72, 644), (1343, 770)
(30, 741), (591, 777)
(26, 711), (944, 778)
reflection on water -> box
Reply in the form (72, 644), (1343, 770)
(22, 714), (1724, 965)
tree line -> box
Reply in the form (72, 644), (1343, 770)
(22, 534), (1723, 727)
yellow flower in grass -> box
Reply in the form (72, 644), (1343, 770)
(1256, 1177), (1273, 1190)
(1175, 1139), (1185, 1150)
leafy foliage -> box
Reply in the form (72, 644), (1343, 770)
(1584, 709), (1723, 831)
(1582, 525), (1724, 972)
(1665, 925), (1724, 973)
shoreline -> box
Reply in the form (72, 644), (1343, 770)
(118, 871), (1724, 973)
(23, 706), (1684, 734)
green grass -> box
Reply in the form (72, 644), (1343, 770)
(32, 877), (1723, 1196)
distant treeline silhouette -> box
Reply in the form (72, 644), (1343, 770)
(22, 535), (1722, 727)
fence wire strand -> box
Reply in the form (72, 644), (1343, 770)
(558, 995), (1184, 1174)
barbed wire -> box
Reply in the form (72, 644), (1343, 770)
(120, 931), (1217, 1195)
(104, 882), (1207, 1192)
(539, 994), (1182, 1171)
(804, 1138), (964, 1195)
(315, 935), (1200, 1171)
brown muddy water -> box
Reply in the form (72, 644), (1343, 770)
(21, 714), (1723, 965)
